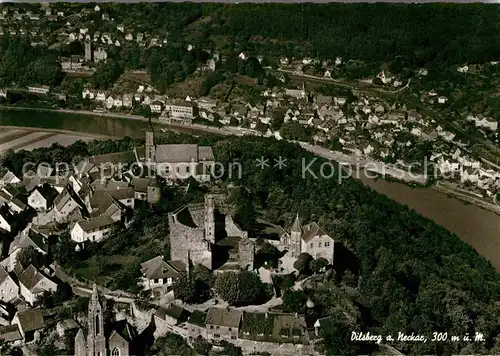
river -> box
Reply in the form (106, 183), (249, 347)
(1, 108), (500, 270)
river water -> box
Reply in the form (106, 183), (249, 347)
(1, 108), (500, 270)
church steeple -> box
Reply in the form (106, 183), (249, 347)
(87, 283), (107, 356)
(290, 213), (302, 258)
(291, 213), (302, 234)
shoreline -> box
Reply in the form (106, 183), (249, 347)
(433, 181), (500, 216)
(0, 105), (239, 137)
(1, 104), (497, 216)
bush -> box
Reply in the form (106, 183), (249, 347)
(214, 271), (265, 306)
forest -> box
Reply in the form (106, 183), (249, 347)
(96, 3), (500, 69)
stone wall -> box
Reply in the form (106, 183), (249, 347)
(168, 211), (212, 269)
(225, 215), (248, 239)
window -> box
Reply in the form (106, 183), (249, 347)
(228, 328), (232, 332)
(111, 348), (120, 356)
(216, 326), (219, 329)
(214, 334), (220, 338)
(186, 166), (190, 173)
(95, 315), (100, 335)
(310, 243), (313, 248)
(210, 325), (214, 329)
(231, 336), (237, 340)
(325, 241), (330, 247)
(318, 242), (322, 248)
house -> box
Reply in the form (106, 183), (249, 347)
(93, 47), (107, 63)
(27, 184), (58, 212)
(12, 308), (45, 344)
(130, 178), (160, 204)
(281, 215), (335, 264)
(56, 319), (79, 338)
(122, 94), (133, 108)
(0, 325), (23, 346)
(196, 97), (218, 111)
(106, 96), (115, 109)
(0, 206), (14, 233)
(2, 229), (49, 272)
(70, 216), (116, 244)
(95, 92), (107, 102)
(187, 310), (207, 340)
(205, 308), (242, 341)
(125, 33), (133, 41)
(18, 265), (57, 306)
(112, 96), (123, 108)
(140, 256), (182, 292)
(166, 101), (194, 121)
(154, 304), (190, 328)
(240, 312), (308, 344)
(0, 267), (19, 303)
(82, 88), (95, 100)
(0, 171), (21, 186)
(150, 101), (163, 113)
(438, 96), (448, 104)
(28, 86), (50, 94)
(54, 187), (83, 223)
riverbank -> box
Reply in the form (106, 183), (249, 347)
(434, 181), (500, 216)
(0, 104), (240, 137)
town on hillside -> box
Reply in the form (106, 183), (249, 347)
(0, 3), (500, 207)
(0, 129), (363, 356)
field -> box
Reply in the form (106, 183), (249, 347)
(0, 127), (105, 155)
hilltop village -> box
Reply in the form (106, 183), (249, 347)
(0, 129), (350, 356)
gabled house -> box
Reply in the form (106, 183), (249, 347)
(27, 184), (58, 212)
(140, 256), (182, 292)
(2, 228), (49, 272)
(54, 187), (83, 223)
(0, 266), (19, 303)
(12, 308), (45, 344)
(70, 216), (116, 244)
(205, 308), (242, 341)
(0, 205), (14, 232)
(0, 171), (20, 186)
(18, 265), (58, 306)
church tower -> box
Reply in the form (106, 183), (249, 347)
(85, 41), (92, 62)
(290, 213), (302, 257)
(87, 284), (107, 356)
(145, 131), (156, 163)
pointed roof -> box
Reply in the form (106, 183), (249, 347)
(291, 213), (302, 234)
(89, 283), (102, 311)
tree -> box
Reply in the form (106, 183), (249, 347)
(172, 272), (210, 304)
(53, 232), (78, 267)
(282, 290), (307, 313)
(214, 271), (264, 306)
(310, 257), (329, 273)
(16, 246), (46, 269)
(293, 253), (313, 274)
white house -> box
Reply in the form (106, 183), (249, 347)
(70, 216), (116, 244)
(140, 256), (181, 292)
(27, 185), (57, 212)
(0, 267), (19, 303)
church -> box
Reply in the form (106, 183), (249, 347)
(135, 131), (215, 182)
(75, 284), (138, 356)
(281, 214), (335, 264)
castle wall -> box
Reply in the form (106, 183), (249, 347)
(225, 215), (248, 239)
(169, 215), (212, 269)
